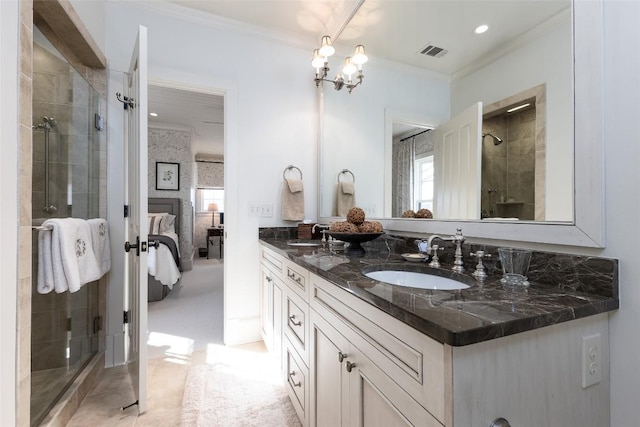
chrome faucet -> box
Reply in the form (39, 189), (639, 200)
(424, 228), (466, 273)
(312, 224), (330, 243)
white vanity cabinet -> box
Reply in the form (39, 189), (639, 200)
(310, 273), (446, 427)
(259, 242), (611, 427)
(310, 308), (441, 427)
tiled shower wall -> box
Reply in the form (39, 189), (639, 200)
(481, 84), (546, 221)
(482, 108), (536, 220)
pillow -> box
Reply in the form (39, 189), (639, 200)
(148, 213), (166, 235)
(159, 214), (176, 234)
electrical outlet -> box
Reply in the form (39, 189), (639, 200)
(581, 333), (602, 388)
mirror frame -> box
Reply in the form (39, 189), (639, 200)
(318, 0), (604, 248)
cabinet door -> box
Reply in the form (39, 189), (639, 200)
(310, 310), (350, 427)
(260, 265), (274, 350)
(348, 345), (443, 427)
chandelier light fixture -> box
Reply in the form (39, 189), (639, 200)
(312, 35), (368, 93)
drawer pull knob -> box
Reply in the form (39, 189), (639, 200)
(490, 418), (511, 427)
(289, 315), (302, 327)
(288, 371), (301, 387)
(338, 351), (347, 363)
(266, 276), (272, 282)
(346, 361), (356, 373)
(296, 277), (302, 284)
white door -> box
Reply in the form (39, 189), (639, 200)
(123, 25), (148, 414)
(432, 102), (482, 220)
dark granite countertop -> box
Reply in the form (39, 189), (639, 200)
(260, 235), (619, 346)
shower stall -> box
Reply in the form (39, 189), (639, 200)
(30, 28), (104, 426)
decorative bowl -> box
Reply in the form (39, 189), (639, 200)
(327, 232), (384, 256)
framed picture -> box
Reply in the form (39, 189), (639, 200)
(156, 162), (180, 191)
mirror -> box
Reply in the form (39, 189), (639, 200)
(319, 0), (605, 247)
(320, 0), (572, 223)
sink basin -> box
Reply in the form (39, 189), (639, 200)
(364, 270), (470, 290)
(287, 240), (321, 247)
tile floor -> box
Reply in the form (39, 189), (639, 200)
(66, 342), (267, 426)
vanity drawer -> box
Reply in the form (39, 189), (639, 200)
(284, 287), (309, 365)
(285, 337), (308, 426)
(261, 245), (284, 279)
(284, 259), (310, 302)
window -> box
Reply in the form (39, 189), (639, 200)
(414, 155), (434, 211)
(196, 188), (224, 213)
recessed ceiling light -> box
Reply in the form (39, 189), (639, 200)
(149, 112), (158, 117)
(474, 24), (489, 34)
(507, 103), (531, 113)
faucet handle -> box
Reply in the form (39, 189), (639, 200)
(428, 244), (444, 268)
(470, 250), (491, 279)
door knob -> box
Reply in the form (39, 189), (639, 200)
(124, 236), (141, 256)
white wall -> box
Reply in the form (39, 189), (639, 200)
(0, 1), (19, 423)
(69, 0), (106, 54)
(601, 1), (640, 425)
(451, 14), (573, 221)
(104, 1), (318, 351)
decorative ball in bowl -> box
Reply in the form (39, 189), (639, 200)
(327, 232), (384, 256)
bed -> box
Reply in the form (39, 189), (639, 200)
(148, 197), (182, 302)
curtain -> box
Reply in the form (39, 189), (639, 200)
(392, 136), (415, 217)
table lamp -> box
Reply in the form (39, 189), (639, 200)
(208, 203), (218, 226)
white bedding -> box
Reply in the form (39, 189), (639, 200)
(148, 231), (181, 288)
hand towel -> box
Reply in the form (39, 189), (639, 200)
(286, 178), (303, 193)
(48, 218), (101, 293)
(88, 218), (111, 277)
(336, 182), (356, 217)
(282, 179), (304, 221)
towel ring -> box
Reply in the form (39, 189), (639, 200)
(337, 169), (355, 183)
(283, 165), (303, 180)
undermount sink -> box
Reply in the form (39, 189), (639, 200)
(287, 240), (321, 247)
(364, 270), (470, 290)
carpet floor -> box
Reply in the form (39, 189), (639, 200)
(148, 258), (224, 360)
(180, 345), (301, 427)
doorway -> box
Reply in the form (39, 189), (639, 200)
(146, 82), (226, 357)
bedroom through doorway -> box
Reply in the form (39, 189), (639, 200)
(146, 83), (225, 360)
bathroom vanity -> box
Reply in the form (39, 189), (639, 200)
(259, 236), (618, 427)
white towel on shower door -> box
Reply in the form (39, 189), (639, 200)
(48, 218), (102, 293)
(87, 218), (111, 277)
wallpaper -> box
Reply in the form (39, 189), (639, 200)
(148, 127), (193, 266)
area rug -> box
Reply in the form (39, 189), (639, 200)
(180, 347), (301, 427)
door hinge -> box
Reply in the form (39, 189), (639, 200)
(124, 205), (129, 218)
(67, 317), (72, 332)
(123, 310), (130, 324)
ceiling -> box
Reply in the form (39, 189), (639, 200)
(148, 0), (569, 153)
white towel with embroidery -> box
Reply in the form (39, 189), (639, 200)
(49, 218), (101, 293)
(87, 218), (111, 277)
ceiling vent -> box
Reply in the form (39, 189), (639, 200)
(418, 44), (448, 58)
